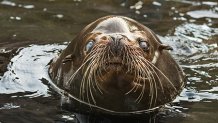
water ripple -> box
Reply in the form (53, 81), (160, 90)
(0, 44), (66, 97)
(187, 10), (218, 19)
(160, 23), (218, 56)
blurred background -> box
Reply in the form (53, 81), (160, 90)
(0, 0), (218, 123)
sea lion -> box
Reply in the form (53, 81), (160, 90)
(48, 15), (185, 115)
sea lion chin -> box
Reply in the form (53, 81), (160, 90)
(48, 15), (185, 115)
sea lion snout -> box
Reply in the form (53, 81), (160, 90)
(107, 34), (125, 56)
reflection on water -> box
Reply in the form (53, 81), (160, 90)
(187, 10), (218, 19)
(160, 23), (218, 56)
(0, 44), (66, 95)
(0, 0), (218, 123)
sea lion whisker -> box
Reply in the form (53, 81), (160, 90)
(85, 47), (106, 60)
(134, 66), (143, 93)
(93, 55), (106, 94)
(134, 54), (165, 94)
(82, 59), (98, 83)
(131, 56), (154, 104)
(94, 70), (104, 94)
(83, 48), (102, 61)
(138, 80), (146, 104)
(88, 74), (96, 104)
(125, 81), (137, 95)
(135, 62), (152, 104)
(132, 67), (141, 93)
(80, 61), (95, 101)
(108, 46), (115, 57)
(126, 48), (135, 73)
(135, 73), (146, 103)
(100, 48), (107, 67)
(128, 63), (144, 100)
(124, 47), (157, 105)
(143, 60), (165, 94)
(146, 65), (157, 108)
(126, 49), (133, 73)
(121, 46), (127, 65)
(145, 59), (178, 92)
(88, 64), (102, 96)
(139, 59), (158, 108)
(81, 61), (98, 104)
(125, 50), (146, 95)
(80, 56), (100, 100)
(149, 64), (177, 93)
(125, 59), (140, 95)
(96, 65), (105, 82)
(65, 55), (95, 87)
(80, 66), (90, 101)
(131, 58), (142, 92)
(133, 55), (163, 107)
(80, 74), (86, 101)
(125, 63), (142, 95)
(81, 48), (107, 97)
(85, 77), (91, 105)
(86, 70), (96, 101)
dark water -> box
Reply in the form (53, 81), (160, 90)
(0, 0), (218, 123)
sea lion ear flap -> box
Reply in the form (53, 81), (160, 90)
(158, 44), (173, 51)
(62, 54), (75, 63)
(152, 44), (173, 64)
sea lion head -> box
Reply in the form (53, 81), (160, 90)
(49, 16), (184, 112)
(76, 16), (173, 93)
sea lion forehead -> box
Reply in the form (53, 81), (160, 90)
(92, 16), (139, 34)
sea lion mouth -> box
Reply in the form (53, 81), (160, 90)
(105, 58), (124, 67)
(106, 61), (122, 65)
(102, 55), (126, 72)
(105, 62), (123, 68)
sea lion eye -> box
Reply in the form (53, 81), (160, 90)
(85, 40), (94, 52)
(139, 40), (149, 52)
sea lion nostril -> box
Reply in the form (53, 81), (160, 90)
(109, 36), (123, 56)
(110, 36), (116, 42)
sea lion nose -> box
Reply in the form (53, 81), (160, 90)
(109, 35), (123, 56)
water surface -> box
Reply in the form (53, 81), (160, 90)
(0, 0), (218, 123)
